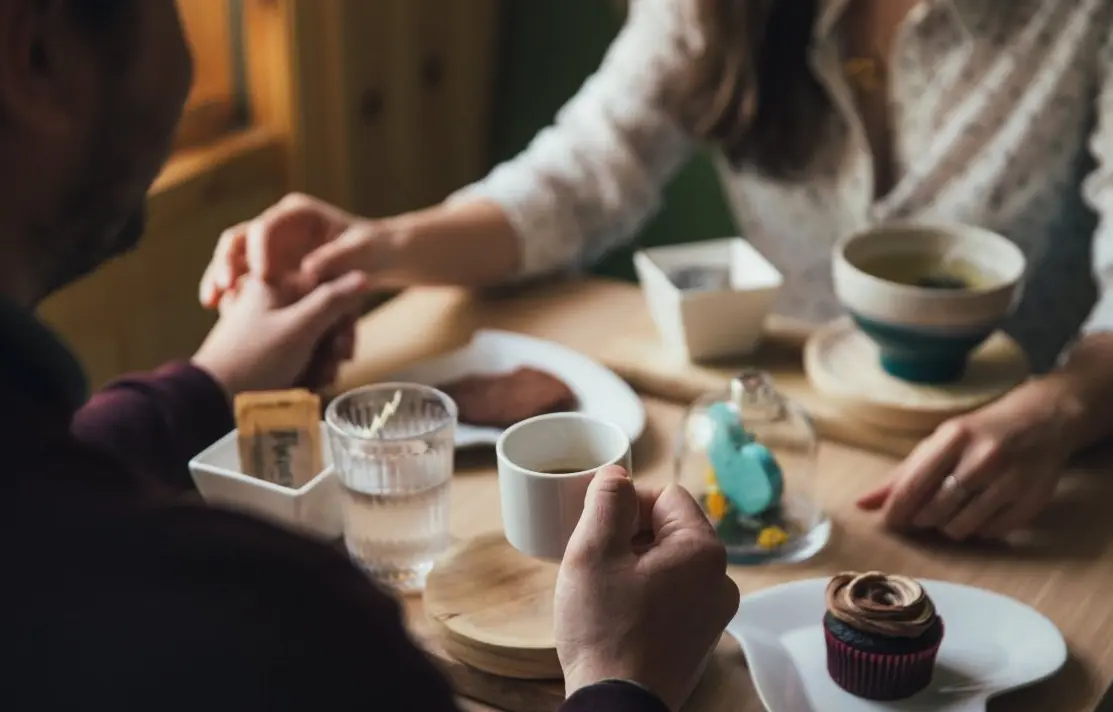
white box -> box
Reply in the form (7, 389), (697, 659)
(188, 422), (342, 539)
(634, 238), (783, 362)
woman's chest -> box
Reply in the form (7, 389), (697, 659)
(722, 2), (1107, 264)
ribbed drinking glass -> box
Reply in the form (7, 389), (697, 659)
(326, 383), (456, 593)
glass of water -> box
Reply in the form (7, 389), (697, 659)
(325, 383), (457, 594)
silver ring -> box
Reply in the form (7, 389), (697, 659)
(942, 474), (971, 500)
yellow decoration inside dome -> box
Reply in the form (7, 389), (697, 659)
(757, 526), (789, 550)
(704, 466), (718, 487)
(705, 490), (729, 521)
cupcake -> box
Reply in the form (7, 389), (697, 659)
(823, 571), (944, 700)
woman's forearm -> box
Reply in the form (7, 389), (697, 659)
(384, 200), (524, 288)
(1039, 332), (1113, 456)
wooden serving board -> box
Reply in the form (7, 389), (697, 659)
(598, 312), (925, 459)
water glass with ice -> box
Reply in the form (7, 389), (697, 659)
(325, 383), (456, 593)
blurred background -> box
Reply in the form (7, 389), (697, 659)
(42, 0), (735, 387)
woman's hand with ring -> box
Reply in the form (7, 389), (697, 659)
(856, 378), (1081, 541)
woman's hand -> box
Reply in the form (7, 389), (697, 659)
(199, 194), (522, 310)
(857, 379), (1082, 541)
(198, 193), (396, 309)
(193, 273), (371, 396)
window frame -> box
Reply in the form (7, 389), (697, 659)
(149, 0), (307, 229)
(150, 0), (352, 218)
(173, 0), (242, 151)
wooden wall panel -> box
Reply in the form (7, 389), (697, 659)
(239, 0), (499, 216)
(305, 0), (499, 217)
(416, 0), (499, 202)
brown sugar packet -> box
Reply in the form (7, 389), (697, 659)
(234, 389), (323, 489)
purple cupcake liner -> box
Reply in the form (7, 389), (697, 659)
(824, 619), (944, 701)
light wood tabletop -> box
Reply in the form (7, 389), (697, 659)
(337, 278), (1113, 712)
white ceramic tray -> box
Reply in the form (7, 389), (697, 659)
(188, 422), (341, 539)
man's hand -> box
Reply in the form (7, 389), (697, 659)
(192, 273), (370, 396)
(554, 466), (739, 712)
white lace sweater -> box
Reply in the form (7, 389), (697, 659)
(452, 0), (1113, 371)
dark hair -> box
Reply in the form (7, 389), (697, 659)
(675, 0), (836, 180)
(67, 0), (131, 30)
(65, 0), (137, 66)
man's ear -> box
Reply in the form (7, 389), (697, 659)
(0, 0), (93, 136)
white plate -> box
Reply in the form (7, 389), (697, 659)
(382, 329), (646, 449)
(726, 578), (1067, 712)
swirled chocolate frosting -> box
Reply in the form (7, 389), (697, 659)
(825, 571), (937, 638)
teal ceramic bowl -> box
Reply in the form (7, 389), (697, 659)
(832, 223), (1027, 384)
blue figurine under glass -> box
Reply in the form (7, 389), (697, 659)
(705, 402), (784, 517)
(675, 371), (828, 564)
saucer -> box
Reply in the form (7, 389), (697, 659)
(804, 318), (1029, 433)
(726, 578), (1067, 711)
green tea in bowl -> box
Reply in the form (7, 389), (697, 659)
(856, 252), (997, 291)
(832, 222), (1027, 384)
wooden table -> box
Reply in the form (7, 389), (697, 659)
(337, 278), (1113, 712)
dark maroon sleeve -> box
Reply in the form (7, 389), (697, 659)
(560, 681), (670, 712)
(70, 361), (234, 491)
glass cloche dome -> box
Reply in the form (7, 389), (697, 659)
(675, 370), (830, 564)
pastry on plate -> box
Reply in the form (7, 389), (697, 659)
(823, 571), (944, 700)
(438, 367), (577, 428)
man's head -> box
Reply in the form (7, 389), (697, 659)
(0, 0), (191, 305)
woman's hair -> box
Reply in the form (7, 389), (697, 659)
(675, 0), (834, 179)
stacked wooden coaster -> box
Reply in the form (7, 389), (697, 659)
(803, 318), (1030, 436)
(425, 533), (563, 681)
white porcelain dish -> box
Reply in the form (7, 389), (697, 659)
(726, 577), (1067, 712)
(382, 329), (646, 449)
(188, 422), (342, 539)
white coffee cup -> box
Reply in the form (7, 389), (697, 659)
(496, 412), (633, 560)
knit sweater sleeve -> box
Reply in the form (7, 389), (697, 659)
(449, 0), (699, 279)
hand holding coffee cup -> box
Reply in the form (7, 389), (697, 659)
(496, 413), (632, 560)
(555, 468), (740, 711)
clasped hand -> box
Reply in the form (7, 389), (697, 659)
(195, 194), (387, 395)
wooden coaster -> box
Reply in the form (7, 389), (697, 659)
(424, 533), (562, 680)
(804, 318), (1030, 434)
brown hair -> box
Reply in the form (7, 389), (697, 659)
(675, 0), (835, 179)
(67, 0), (138, 66)
(68, 0), (134, 31)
